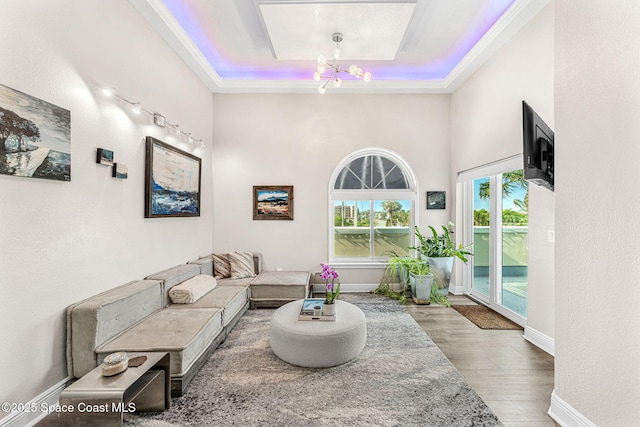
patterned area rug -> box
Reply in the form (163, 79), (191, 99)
(452, 304), (523, 330)
(125, 294), (501, 427)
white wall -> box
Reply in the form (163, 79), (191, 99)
(450, 4), (555, 341)
(553, 1), (640, 425)
(211, 94), (451, 283)
(0, 0), (213, 421)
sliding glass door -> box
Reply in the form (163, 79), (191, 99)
(461, 157), (528, 324)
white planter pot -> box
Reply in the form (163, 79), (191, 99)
(427, 256), (454, 296)
(323, 303), (336, 316)
(410, 273), (433, 304)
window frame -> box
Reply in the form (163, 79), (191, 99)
(328, 147), (418, 265)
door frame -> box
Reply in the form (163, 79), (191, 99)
(458, 156), (527, 327)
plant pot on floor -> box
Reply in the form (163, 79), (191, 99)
(426, 256), (454, 296)
(409, 272), (433, 305)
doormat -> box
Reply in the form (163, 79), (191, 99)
(452, 304), (523, 330)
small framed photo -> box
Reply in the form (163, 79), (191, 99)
(253, 185), (294, 220)
(97, 148), (114, 166)
(427, 191), (446, 210)
(112, 163), (128, 179)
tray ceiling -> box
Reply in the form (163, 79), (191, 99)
(128, 0), (550, 93)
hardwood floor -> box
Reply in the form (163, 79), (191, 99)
(404, 294), (558, 427)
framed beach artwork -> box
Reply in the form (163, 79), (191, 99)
(253, 185), (294, 220)
(0, 83), (71, 181)
(112, 163), (128, 179)
(144, 136), (201, 218)
(97, 148), (114, 166)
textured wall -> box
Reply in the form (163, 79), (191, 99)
(0, 0), (213, 418)
(211, 93), (451, 284)
(450, 4), (555, 339)
(554, 1), (640, 424)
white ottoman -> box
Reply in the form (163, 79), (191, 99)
(269, 299), (366, 368)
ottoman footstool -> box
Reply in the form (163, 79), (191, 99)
(250, 271), (311, 309)
(269, 299), (367, 368)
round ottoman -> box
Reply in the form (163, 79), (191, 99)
(269, 299), (367, 368)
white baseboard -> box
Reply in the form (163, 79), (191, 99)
(524, 325), (555, 356)
(317, 283), (379, 293)
(548, 390), (596, 427)
(449, 282), (465, 295)
(0, 377), (69, 427)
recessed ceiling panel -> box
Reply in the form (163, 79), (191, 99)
(258, 2), (417, 61)
(131, 0), (549, 92)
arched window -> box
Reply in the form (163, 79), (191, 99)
(329, 148), (418, 263)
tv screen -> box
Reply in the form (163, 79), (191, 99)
(522, 101), (554, 191)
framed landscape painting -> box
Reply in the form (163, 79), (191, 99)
(0, 83), (71, 181)
(253, 185), (294, 220)
(145, 136), (201, 218)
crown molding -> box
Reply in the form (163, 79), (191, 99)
(129, 0), (550, 94)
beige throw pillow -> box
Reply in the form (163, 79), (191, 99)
(169, 275), (217, 304)
(228, 252), (256, 279)
(212, 253), (231, 279)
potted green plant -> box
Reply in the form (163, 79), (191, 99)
(412, 222), (472, 296)
(408, 259), (433, 305)
(375, 252), (413, 304)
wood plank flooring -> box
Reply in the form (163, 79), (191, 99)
(404, 294), (558, 427)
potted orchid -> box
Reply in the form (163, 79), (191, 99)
(320, 262), (340, 316)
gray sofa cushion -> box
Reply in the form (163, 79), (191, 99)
(66, 279), (163, 378)
(189, 255), (214, 276)
(216, 277), (254, 287)
(146, 263), (201, 307)
(250, 271), (311, 301)
(167, 285), (248, 327)
(96, 308), (223, 377)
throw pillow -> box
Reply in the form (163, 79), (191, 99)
(212, 253), (231, 279)
(228, 252), (256, 279)
(169, 275), (217, 304)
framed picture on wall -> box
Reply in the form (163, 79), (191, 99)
(427, 191), (446, 210)
(96, 148), (114, 166)
(0, 83), (71, 181)
(144, 136), (201, 218)
(253, 185), (294, 220)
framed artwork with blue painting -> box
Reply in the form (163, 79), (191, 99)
(145, 136), (201, 218)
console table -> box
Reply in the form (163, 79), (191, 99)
(59, 352), (170, 426)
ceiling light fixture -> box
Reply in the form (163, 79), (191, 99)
(314, 33), (371, 94)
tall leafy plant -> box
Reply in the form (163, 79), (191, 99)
(413, 224), (472, 262)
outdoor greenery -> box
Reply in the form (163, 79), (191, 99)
(334, 200), (410, 227)
(474, 208), (528, 226)
(474, 170), (529, 226)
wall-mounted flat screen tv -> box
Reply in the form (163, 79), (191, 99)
(522, 101), (554, 191)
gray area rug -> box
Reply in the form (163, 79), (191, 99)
(125, 294), (501, 427)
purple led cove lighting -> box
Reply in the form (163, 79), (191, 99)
(373, 0), (516, 80)
(164, 0), (516, 81)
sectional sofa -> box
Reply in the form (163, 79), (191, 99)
(65, 252), (310, 396)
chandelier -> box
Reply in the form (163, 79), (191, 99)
(314, 33), (372, 94)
